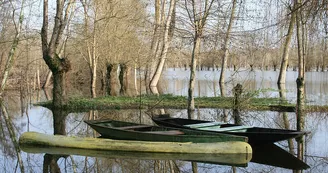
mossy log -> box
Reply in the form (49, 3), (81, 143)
(19, 132), (252, 154)
(21, 146), (252, 167)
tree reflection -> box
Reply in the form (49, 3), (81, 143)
(219, 82), (228, 122)
(0, 100), (25, 172)
(43, 154), (62, 173)
(43, 108), (69, 172)
(278, 83), (295, 155)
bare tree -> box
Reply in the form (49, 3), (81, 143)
(295, 0), (305, 162)
(145, 0), (163, 94)
(0, 0), (25, 96)
(278, 2), (296, 84)
(219, 0), (237, 87)
(186, 0), (214, 114)
(80, 0), (99, 98)
(150, 0), (176, 95)
(41, 0), (74, 108)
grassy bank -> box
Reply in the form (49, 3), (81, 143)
(37, 94), (300, 112)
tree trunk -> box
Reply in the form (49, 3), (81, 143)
(81, 0), (98, 98)
(119, 64), (126, 95)
(323, 23), (328, 72)
(150, 0), (176, 95)
(219, 82), (226, 97)
(134, 64), (139, 95)
(100, 70), (105, 91)
(0, 39), (19, 94)
(42, 71), (52, 89)
(110, 64), (120, 96)
(277, 4), (296, 84)
(219, 0), (237, 85)
(90, 63), (97, 98)
(120, 64), (134, 96)
(296, 77), (305, 159)
(295, 1), (304, 79)
(323, 39), (327, 72)
(188, 36), (201, 113)
(52, 71), (67, 108)
(187, 0), (214, 115)
(106, 64), (113, 96)
(295, 0), (305, 163)
(37, 69), (41, 90)
(146, 0), (163, 94)
(233, 84), (242, 125)
(125, 66), (135, 96)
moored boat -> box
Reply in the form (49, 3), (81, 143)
(152, 116), (308, 144)
(84, 119), (248, 144)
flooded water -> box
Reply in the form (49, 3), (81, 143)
(1, 69), (328, 172)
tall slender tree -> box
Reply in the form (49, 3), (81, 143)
(219, 0), (237, 87)
(150, 0), (176, 95)
(146, 0), (163, 94)
(277, 2), (296, 84)
(81, 0), (99, 98)
(186, 0), (214, 114)
(295, 0), (305, 162)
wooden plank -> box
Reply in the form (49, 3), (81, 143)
(184, 122), (223, 128)
(19, 132), (252, 154)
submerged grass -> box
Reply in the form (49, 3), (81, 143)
(37, 94), (298, 112)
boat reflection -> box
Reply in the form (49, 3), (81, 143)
(20, 142), (310, 170)
(20, 146), (252, 167)
(251, 143), (310, 170)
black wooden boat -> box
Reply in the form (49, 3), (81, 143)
(152, 116), (308, 144)
(84, 119), (248, 144)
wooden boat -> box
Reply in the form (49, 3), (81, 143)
(84, 119), (249, 144)
(152, 116), (308, 144)
(19, 132), (252, 154)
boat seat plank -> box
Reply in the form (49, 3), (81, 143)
(184, 122), (223, 128)
(118, 125), (153, 130)
(144, 130), (185, 135)
(201, 126), (251, 132)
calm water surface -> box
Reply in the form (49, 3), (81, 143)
(1, 69), (328, 172)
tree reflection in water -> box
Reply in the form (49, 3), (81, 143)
(43, 108), (68, 173)
(0, 100), (25, 172)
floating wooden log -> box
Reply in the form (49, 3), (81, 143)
(21, 146), (252, 167)
(19, 132), (252, 154)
